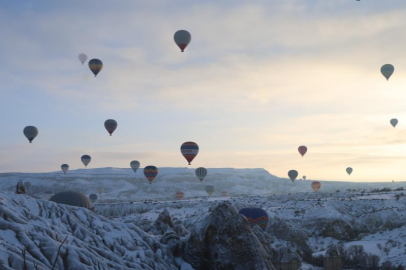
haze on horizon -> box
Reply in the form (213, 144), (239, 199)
(1, 0), (406, 182)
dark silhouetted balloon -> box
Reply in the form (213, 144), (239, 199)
(50, 191), (92, 209)
(89, 59), (103, 77)
(144, 166), (158, 184)
(346, 167), (353, 175)
(174, 30), (191, 52)
(303, 175), (307, 180)
(81, 155), (91, 167)
(205, 185), (214, 197)
(61, 164), (69, 174)
(381, 64), (394, 80)
(390, 118), (398, 128)
(181, 142), (199, 165)
(130, 160), (140, 173)
(24, 126), (38, 143)
(195, 167), (207, 182)
(298, 146), (307, 157)
(89, 194), (98, 203)
(104, 119), (117, 136)
(288, 170), (298, 182)
(238, 208), (269, 231)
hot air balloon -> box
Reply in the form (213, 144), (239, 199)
(104, 119), (117, 136)
(97, 187), (104, 195)
(61, 164), (69, 174)
(303, 176), (307, 180)
(390, 118), (398, 128)
(130, 160), (140, 173)
(81, 155), (91, 167)
(238, 208), (269, 231)
(78, 53), (87, 65)
(221, 191), (228, 197)
(205, 185), (214, 197)
(181, 142), (199, 165)
(89, 193), (98, 203)
(346, 167), (353, 175)
(288, 170), (298, 182)
(175, 191), (184, 200)
(311, 181), (321, 192)
(144, 166), (158, 184)
(23, 126), (38, 143)
(195, 167), (207, 182)
(88, 59), (103, 77)
(298, 146), (307, 157)
(174, 30), (191, 52)
(381, 64), (394, 81)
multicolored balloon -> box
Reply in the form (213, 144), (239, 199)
(89, 194), (98, 203)
(61, 164), (69, 174)
(346, 167), (353, 175)
(81, 155), (91, 167)
(221, 191), (228, 197)
(78, 53), (87, 65)
(298, 146), (307, 157)
(175, 191), (184, 200)
(89, 59), (103, 77)
(174, 30), (191, 52)
(205, 185), (214, 197)
(104, 119), (117, 136)
(238, 208), (269, 231)
(23, 126), (38, 143)
(144, 166), (158, 184)
(130, 160), (140, 173)
(195, 167), (207, 182)
(288, 170), (298, 182)
(390, 118), (398, 128)
(311, 181), (321, 192)
(381, 64), (394, 80)
(181, 142), (199, 165)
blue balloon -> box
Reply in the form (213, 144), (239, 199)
(238, 208), (269, 231)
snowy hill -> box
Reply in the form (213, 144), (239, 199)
(0, 167), (404, 203)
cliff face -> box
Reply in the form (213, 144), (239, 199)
(183, 202), (276, 270)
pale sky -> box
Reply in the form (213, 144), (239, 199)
(1, 0), (406, 182)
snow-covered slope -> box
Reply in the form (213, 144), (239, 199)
(0, 167), (404, 202)
(0, 192), (178, 270)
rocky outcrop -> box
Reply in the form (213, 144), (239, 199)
(183, 202), (276, 270)
(317, 218), (355, 240)
(152, 209), (174, 235)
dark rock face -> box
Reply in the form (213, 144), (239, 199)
(317, 218), (355, 240)
(184, 202), (276, 270)
(153, 209), (174, 235)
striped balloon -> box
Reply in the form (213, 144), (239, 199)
(238, 208), (269, 231)
(23, 126), (38, 143)
(144, 166), (158, 184)
(61, 164), (69, 174)
(81, 155), (91, 167)
(175, 191), (184, 200)
(88, 59), (103, 77)
(195, 167), (207, 182)
(205, 185), (214, 197)
(181, 142), (199, 165)
(221, 191), (228, 197)
(130, 160), (140, 173)
(104, 119), (117, 136)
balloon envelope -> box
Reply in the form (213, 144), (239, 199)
(89, 194), (98, 203)
(97, 187), (104, 195)
(78, 53), (87, 64)
(174, 30), (191, 52)
(390, 118), (398, 128)
(381, 64), (394, 80)
(81, 155), (91, 167)
(238, 208), (269, 231)
(61, 164), (69, 174)
(181, 142), (199, 165)
(23, 126), (38, 143)
(175, 191), (184, 200)
(130, 160), (140, 173)
(346, 167), (353, 175)
(288, 170), (298, 182)
(195, 167), (207, 181)
(298, 146), (307, 157)
(205, 185), (214, 197)
(311, 181), (321, 192)
(144, 166), (158, 184)
(104, 119), (117, 136)
(89, 59), (103, 77)
(221, 191), (228, 197)
(303, 176), (307, 180)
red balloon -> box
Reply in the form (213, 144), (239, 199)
(175, 191), (184, 200)
(311, 181), (321, 192)
(298, 146), (307, 157)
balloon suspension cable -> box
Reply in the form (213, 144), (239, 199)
(188, 162), (191, 165)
